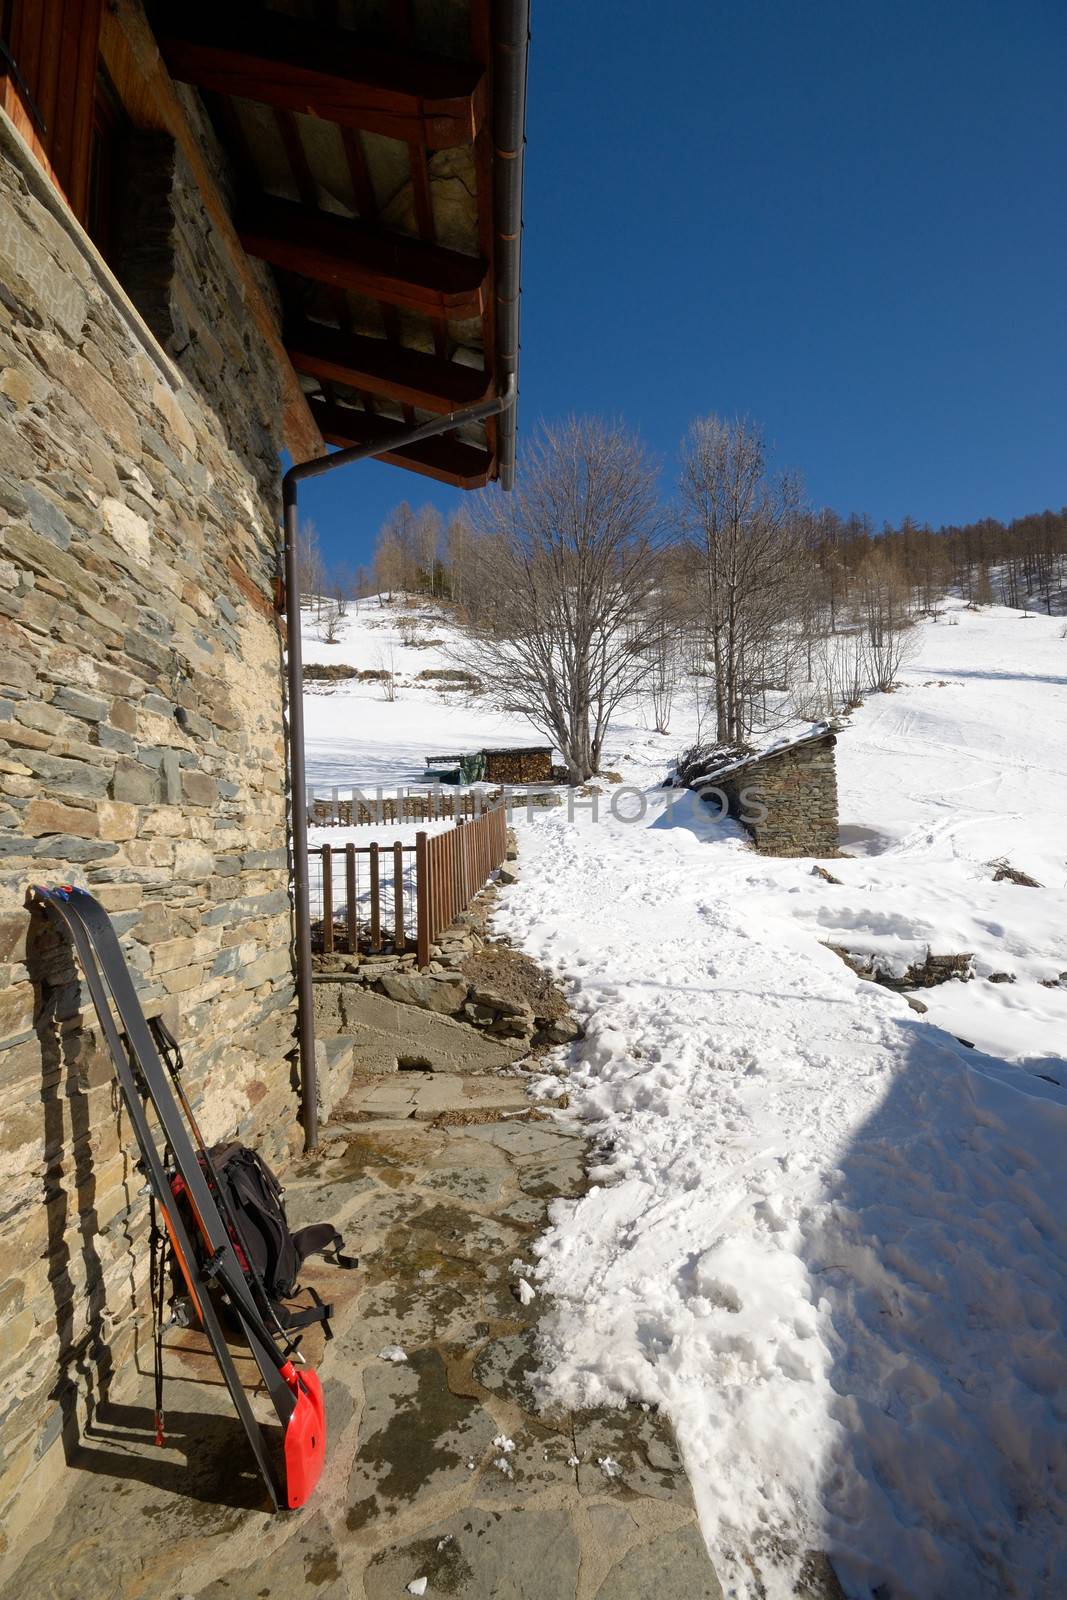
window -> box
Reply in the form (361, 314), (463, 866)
(87, 65), (124, 260)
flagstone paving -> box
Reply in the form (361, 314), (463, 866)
(0, 1070), (728, 1600)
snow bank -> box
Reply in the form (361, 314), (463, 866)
(500, 788), (1067, 1597)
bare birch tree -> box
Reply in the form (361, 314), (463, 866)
(455, 418), (662, 783)
(680, 415), (806, 744)
(298, 520), (326, 616)
(856, 543), (917, 689)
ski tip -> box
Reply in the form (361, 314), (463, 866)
(28, 884), (88, 907)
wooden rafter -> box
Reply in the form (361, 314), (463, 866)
(97, 0), (322, 460)
(287, 322), (491, 414)
(156, 4), (486, 149)
(335, 121), (414, 424)
(238, 195), (488, 319)
(308, 400), (493, 489)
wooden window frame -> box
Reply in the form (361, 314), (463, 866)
(0, 0), (104, 224)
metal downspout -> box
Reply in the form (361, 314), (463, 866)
(282, 375), (517, 1152)
(493, 0), (530, 490)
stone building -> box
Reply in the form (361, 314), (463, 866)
(0, 0), (526, 1551)
(693, 727), (840, 856)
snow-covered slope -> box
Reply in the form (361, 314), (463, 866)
(303, 596), (1067, 1599)
(301, 597), (551, 792)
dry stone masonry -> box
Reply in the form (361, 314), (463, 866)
(683, 728), (840, 857)
(313, 849), (582, 1086)
(0, 99), (303, 1547)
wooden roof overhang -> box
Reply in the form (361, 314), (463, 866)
(153, 0), (527, 491)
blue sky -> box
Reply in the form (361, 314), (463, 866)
(301, 0), (1066, 571)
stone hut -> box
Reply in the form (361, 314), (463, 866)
(0, 0), (527, 1552)
(693, 727), (840, 856)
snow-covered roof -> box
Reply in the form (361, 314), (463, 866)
(691, 721), (838, 787)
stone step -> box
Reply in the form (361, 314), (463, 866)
(315, 1033), (359, 1121)
(333, 1069), (535, 1125)
(314, 985), (527, 1075)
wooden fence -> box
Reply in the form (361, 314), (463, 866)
(309, 804), (508, 967)
(415, 803), (508, 967)
(311, 791), (489, 827)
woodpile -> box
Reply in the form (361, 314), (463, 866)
(483, 746), (553, 784)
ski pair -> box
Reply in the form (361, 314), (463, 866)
(33, 884), (326, 1512)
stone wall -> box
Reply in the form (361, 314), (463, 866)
(719, 733), (839, 856)
(0, 97), (303, 1551)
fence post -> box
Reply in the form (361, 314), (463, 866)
(345, 844), (357, 953)
(369, 841), (381, 951)
(416, 831), (430, 968)
(321, 843), (333, 953)
(394, 841), (405, 949)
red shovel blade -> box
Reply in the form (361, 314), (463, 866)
(280, 1362), (326, 1509)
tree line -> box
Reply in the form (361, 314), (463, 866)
(316, 418), (1066, 783)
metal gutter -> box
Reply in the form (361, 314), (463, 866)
(492, 0), (530, 490)
(282, 375), (516, 1151)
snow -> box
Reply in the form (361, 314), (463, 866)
(302, 596), (1067, 1599)
(301, 597), (551, 794)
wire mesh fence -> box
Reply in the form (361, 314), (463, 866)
(308, 841), (417, 954)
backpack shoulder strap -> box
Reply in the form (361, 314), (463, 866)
(276, 1286), (335, 1340)
(291, 1222), (358, 1272)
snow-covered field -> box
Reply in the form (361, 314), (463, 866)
(302, 597), (544, 793)
(303, 598), (1067, 1599)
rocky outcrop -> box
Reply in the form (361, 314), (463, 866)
(312, 983), (527, 1076)
(828, 946), (974, 990)
(314, 852), (580, 1057)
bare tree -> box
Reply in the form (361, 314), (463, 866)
(317, 579), (350, 644)
(375, 646), (398, 700)
(642, 568), (684, 734)
(856, 544), (917, 690)
(373, 523), (404, 601)
(792, 629), (865, 720)
(414, 505), (443, 596)
(298, 520), (326, 617)
(455, 418), (663, 783)
(445, 511), (475, 606)
(680, 415), (807, 744)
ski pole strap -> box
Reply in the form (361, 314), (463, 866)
(148, 1013), (184, 1077)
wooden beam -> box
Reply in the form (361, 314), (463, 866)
(239, 195), (488, 319)
(308, 400), (494, 489)
(155, 4), (485, 149)
(286, 322), (491, 414)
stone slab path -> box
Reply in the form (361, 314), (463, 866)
(0, 1071), (722, 1600)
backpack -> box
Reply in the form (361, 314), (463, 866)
(171, 1142), (355, 1338)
